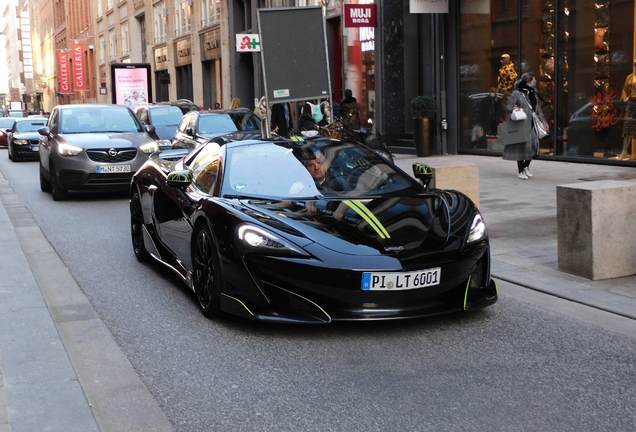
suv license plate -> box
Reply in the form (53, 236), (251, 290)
(97, 165), (131, 173)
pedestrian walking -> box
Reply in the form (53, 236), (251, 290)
(505, 72), (548, 180)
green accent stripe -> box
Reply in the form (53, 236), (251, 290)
(261, 281), (331, 320)
(221, 293), (256, 317)
(463, 276), (471, 310)
(344, 200), (391, 239)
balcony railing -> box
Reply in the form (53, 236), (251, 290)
(201, 14), (220, 29)
(175, 24), (191, 38)
(154, 34), (167, 45)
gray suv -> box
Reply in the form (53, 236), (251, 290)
(38, 104), (158, 200)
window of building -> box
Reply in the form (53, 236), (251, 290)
(202, 0), (221, 28)
(99, 36), (105, 65)
(121, 22), (130, 57)
(175, 0), (191, 38)
(459, 0), (635, 163)
(154, 4), (168, 45)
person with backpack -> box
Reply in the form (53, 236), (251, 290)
(340, 89), (361, 133)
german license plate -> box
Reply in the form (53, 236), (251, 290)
(31, 146), (38, 151)
(97, 165), (131, 173)
(362, 268), (441, 291)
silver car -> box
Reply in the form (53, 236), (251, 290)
(38, 104), (158, 201)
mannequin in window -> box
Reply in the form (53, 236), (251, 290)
(497, 54), (518, 95)
(620, 63), (636, 160)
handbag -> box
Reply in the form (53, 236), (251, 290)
(499, 119), (531, 145)
(533, 112), (549, 139)
(510, 109), (527, 121)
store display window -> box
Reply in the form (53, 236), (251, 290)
(459, 0), (635, 163)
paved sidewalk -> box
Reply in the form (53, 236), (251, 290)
(1, 153), (636, 431)
(395, 154), (636, 319)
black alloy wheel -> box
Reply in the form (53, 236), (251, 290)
(39, 161), (52, 192)
(130, 189), (150, 262)
(50, 160), (69, 201)
(192, 223), (221, 317)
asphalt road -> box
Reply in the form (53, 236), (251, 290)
(1, 153), (636, 431)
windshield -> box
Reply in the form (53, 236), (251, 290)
(150, 106), (185, 126)
(16, 120), (47, 132)
(220, 141), (419, 200)
(0, 119), (15, 128)
(198, 112), (261, 136)
(61, 106), (143, 134)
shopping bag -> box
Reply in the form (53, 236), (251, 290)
(499, 119), (531, 145)
(510, 109), (527, 121)
(533, 113), (549, 139)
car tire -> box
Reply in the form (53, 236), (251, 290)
(39, 162), (52, 192)
(192, 223), (221, 318)
(130, 189), (150, 262)
(50, 160), (69, 201)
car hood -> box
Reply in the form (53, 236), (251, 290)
(236, 192), (478, 257)
(61, 132), (154, 148)
(12, 132), (41, 140)
(203, 131), (262, 141)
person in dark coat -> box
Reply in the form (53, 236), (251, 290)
(271, 102), (293, 136)
(339, 89), (361, 132)
(505, 72), (548, 180)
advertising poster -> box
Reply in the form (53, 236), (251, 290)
(110, 63), (152, 106)
(72, 42), (86, 91)
(58, 51), (70, 94)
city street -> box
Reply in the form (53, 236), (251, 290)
(1, 152), (636, 431)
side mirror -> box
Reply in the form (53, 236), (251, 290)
(166, 170), (193, 189)
(38, 126), (50, 136)
(412, 163), (434, 190)
(144, 124), (156, 134)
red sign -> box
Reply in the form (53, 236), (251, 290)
(72, 42), (86, 91)
(344, 4), (377, 28)
(58, 51), (70, 94)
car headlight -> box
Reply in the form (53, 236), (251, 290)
(466, 213), (487, 244)
(139, 141), (159, 154)
(57, 143), (83, 156)
(238, 224), (308, 257)
(14, 139), (29, 145)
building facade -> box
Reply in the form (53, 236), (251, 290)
(12, 0), (636, 167)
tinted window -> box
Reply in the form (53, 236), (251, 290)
(149, 106), (184, 126)
(16, 120), (47, 132)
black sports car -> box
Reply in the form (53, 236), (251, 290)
(130, 138), (497, 323)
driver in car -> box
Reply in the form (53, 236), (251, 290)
(304, 149), (348, 192)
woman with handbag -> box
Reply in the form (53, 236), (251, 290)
(506, 72), (549, 180)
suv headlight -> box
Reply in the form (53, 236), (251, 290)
(58, 143), (83, 156)
(139, 141), (159, 154)
(466, 213), (487, 244)
(14, 139), (29, 145)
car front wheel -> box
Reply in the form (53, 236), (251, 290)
(130, 189), (150, 262)
(50, 160), (69, 201)
(192, 223), (221, 317)
(39, 162), (52, 192)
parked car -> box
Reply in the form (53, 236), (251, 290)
(134, 101), (199, 147)
(0, 118), (17, 148)
(566, 99), (629, 157)
(172, 108), (262, 150)
(38, 104), (159, 201)
(130, 137), (497, 322)
(8, 110), (26, 118)
(8, 117), (48, 161)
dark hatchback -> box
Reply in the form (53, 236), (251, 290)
(0, 118), (17, 148)
(8, 117), (48, 161)
(134, 100), (199, 147)
(172, 108), (262, 150)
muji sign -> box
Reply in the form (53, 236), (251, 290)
(344, 4), (377, 28)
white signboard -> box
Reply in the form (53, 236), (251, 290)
(410, 0), (449, 14)
(236, 33), (261, 52)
